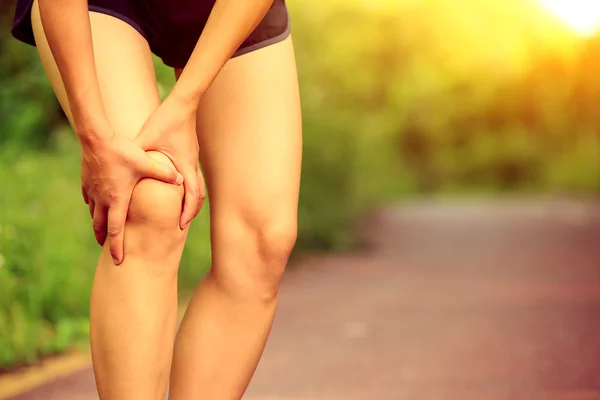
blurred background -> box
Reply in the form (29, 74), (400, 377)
(2, 0), (600, 398)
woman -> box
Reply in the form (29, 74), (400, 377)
(11, 0), (302, 398)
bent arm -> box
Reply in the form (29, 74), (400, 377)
(38, 0), (111, 145)
(170, 0), (275, 106)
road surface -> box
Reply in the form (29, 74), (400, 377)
(8, 199), (600, 400)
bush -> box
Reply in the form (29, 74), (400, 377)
(0, 134), (95, 366)
(0, 131), (212, 367)
(0, 10), (62, 150)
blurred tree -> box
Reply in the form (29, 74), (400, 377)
(0, 2), (64, 150)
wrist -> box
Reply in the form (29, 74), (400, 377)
(164, 88), (201, 115)
(169, 73), (208, 110)
(74, 117), (113, 150)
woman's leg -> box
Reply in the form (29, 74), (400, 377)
(168, 36), (302, 400)
(31, 2), (187, 398)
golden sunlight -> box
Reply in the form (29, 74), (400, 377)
(537, 0), (600, 36)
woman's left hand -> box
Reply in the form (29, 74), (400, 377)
(135, 96), (206, 229)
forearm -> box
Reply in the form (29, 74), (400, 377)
(38, 0), (110, 144)
(170, 0), (275, 106)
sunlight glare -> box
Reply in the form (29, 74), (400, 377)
(537, 0), (600, 36)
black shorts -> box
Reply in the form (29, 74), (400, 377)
(11, 0), (290, 68)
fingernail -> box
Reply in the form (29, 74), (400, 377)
(176, 174), (184, 185)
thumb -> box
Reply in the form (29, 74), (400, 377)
(133, 132), (150, 150)
(141, 155), (184, 186)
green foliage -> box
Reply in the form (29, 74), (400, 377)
(0, 132), (212, 367)
(290, 0), (600, 195)
(0, 11), (62, 150)
(0, 134), (95, 366)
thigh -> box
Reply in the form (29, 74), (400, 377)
(31, 0), (160, 137)
(178, 36), (301, 239)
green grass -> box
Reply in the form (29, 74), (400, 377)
(0, 131), (212, 368)
(0, 113), (389, 367)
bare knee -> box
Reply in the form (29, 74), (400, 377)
(126, 151), (186, 256)
(213, 215), (297, 301)
(253, 219), (297, 276)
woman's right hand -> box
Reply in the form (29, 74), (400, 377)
(80, 132), (184, 265)
(39, 0), (185, 265)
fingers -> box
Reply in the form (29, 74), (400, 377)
(89, 199), (95, 219)
(107, 200), (129, 265)
(141, 154), (184, 186)
(91, 199), (128, 265)
(83, 187), (94, 218)
(180, 166), (206, 229)
(92, 204), (108, 247)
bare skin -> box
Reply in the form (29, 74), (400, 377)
(32, 5), (187, 398)
(168, 37), (302, 399)
(36, 0), (191, 266)
(32, 0), (301, 398)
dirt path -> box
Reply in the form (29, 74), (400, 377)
(8, 199), (600, 400)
